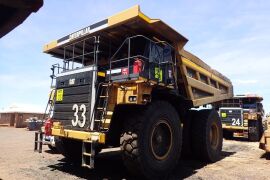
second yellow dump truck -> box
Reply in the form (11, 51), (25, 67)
(219, 94), (264, 141)
(35, 6), (233, 179)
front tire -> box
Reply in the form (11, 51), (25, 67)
(120, 101), (182, 179)
(191, 109), (223, 162)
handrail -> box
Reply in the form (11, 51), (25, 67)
(108, 34), (178, 88)
(111, 55), (149, 63)
(109, 38), (128, 61)
(109, 35), (175, 62)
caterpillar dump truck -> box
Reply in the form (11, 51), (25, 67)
(34, 6), (233, 179)
(219, 94), (264, 141)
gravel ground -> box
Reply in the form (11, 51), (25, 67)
(0, 127), (269, 180)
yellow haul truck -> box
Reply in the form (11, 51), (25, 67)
(219, 94), (264, 141)
(34, 6), (233, 179)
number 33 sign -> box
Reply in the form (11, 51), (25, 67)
(72, 104), (86, 127)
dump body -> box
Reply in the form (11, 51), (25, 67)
(179, 50), (233, 106)
(219, 94), (264, 139)
(39, 6), (233, 177)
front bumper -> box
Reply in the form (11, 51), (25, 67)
(51, 122), (106, 144)
(222, 124), (248, 130)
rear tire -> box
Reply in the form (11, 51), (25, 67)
(181, 110), (195, 158)
(191, 109), (223, 162)
(248, 120), (262, 142)
(120, 101), (182, 179)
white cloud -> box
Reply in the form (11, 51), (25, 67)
(0, 74), (50, 90)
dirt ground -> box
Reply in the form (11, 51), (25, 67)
(0, 127), (270, 180)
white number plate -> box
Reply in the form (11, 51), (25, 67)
(71, 104), (86, 127)
(231, 118), (241, 126)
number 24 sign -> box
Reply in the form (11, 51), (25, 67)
(231, 118), (241, 126)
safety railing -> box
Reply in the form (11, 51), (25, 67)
(108, 35), (177, 85)
(48, 36), (100, 87)
(63, 36), (99, 70)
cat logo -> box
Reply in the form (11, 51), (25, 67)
(69, 78), (75, 85)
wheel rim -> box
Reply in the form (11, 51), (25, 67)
(210, 122), (219, 150)
(150, 119), (173, 160)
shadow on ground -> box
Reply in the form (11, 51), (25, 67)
(260, 153), (270, 160)
(44, 149), (60, 155)
(47, 149), (235, 180)
(48, 150), (130, 179)
(171, 150), (235, 179)
(224, 136), (250, 142)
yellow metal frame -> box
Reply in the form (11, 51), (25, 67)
(43, 5), (186, 53)
(260, 130), (270, 152)
(43, 40), (57, 52)
(260, 120), (270, 152)
(182, 57), (230, 87)
(52, 123), (106, 144)
(222, 124), (248, 130)
(108, 5), (141, 26)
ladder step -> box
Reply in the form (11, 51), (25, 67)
(83, 152), (92, 156)
(83, 140), (92, 143)
(95, 119), (111, 122)
(97, 107), (105, 110)
(82, 164), (93, 169)
(102, 84), (109, 87)
(99, 96), (108, 98)
(106, 111), (113, 116)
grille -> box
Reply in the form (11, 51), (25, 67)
(220, 108), (243, 126)
(52, 67), (95, 130)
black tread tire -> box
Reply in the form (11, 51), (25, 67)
(55, 138), (82, 164)
(191, 109), (223, 162)
(120, 101), (182, 179)
(181, 110), (196, 159)
(248, 120), (261, 142)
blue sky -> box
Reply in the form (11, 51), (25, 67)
(0, 0), (269, 112)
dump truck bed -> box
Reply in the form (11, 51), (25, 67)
(179, 49), (233, 106)
(43, 5), (233, 107)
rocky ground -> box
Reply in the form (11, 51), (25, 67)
(0, 127), (269, 180)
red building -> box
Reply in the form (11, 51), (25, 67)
(0, 104), (45, 128)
